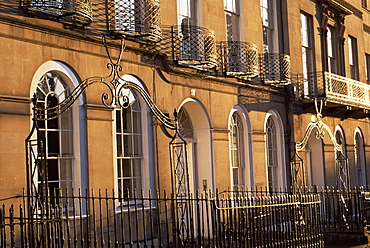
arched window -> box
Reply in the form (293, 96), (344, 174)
(265, 110), (286, 190)
(116, 89), (143, 198)
(354, 129), (366, 186)
(35, 71), (73, 196)
(266, 116), (278, 189)
(229, 112), (245, 191)
(114, 75), (153, 200)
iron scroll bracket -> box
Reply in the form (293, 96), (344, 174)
(31, 35), (176, 130)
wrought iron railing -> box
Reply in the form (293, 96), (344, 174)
(325, 72), (370, 108)
(294, 71), (370, 109)
(259, 53), (291, 85)
(106, 0), (162, 43)
(0, 189), (323, 247)
(160, 25), (217, 70)
(220, 185), (369, 235)
(217, 41), (259, 79)
(293, 71), (325, 99)
(21, 0), (92, 25)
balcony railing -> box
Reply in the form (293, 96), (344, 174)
(21, 0), (92, 25)
(295, 71), (370, 109)
(325, 72), (370, 108)
(160, 25), (217, 70)
(107, 0), (162, 42)
(259, 53), (291, 85)
(217, 41), (259, 79)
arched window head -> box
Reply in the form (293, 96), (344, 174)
(178, 108), (194, 139)
(334, 126), (346, 155)
(35, 71), (73, 197)
(229, 112), (245, 191)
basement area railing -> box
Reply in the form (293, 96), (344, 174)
(0, 188), (323, 248)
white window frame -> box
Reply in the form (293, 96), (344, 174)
(348, 35), (359, 80)
(30, 61), (86, 196)
(113, 75), (153, 206)
(300, 12), (314, 96)
(264, 110), (286, 190)
(260, 0), (279, 53)
(366, 53), (370, 84)
(177, 0), (197, 26)
(225, 0), (240, 42)
(354, 128), (366, 186)
(327, 26), (337, 74)
(228, 106), (253, 191)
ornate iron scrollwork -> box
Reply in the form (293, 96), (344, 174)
(296, 100), (342, 152)
(26, 36), (193, 225)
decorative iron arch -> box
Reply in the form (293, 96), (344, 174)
(293, 99), (349, 190)
(25, 36), (191, 238)
(291, 99), (350, 229)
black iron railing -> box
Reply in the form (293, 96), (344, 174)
(21, 0), (93, 25)
(106, 0), (162, 43)
(221, 185), (368, 235)
(293, 71), (326, 100)
(217, 41), (259, 80)
(160, 25), (217, 70)
(259, 53), (291, 85)
(0, 188), (323, 247)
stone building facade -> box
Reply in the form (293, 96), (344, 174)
(0, 0), (369, 204)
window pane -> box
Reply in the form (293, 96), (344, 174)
(133, 134), (142, 156)
(48, 131), (60, 157)
(116, 110), (122, 133)
(59, 158), (72, 181)
(60, 130), (73, 157)
(117, 159), (122, 177)
(132, 159), (141, 177)
(116, 134), (123, 157)
(132, 111), (141, 133)
(48, 159), (59, 181)
(123, 135), (133, 157)
(122, 159), (131, 177)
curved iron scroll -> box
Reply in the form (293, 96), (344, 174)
(33, 35), (176, 130)
(296, 99), (342, 152)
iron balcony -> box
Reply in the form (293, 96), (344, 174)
(259, 53), (291, 85)
(107, 0), (162, 43)
(217, 41), (259, 80)
(21, 0), (93, 25)
(294, 71), (370, 119)
(161, 25), (217, 70)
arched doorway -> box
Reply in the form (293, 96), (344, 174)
(178, 98), (214, 192)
